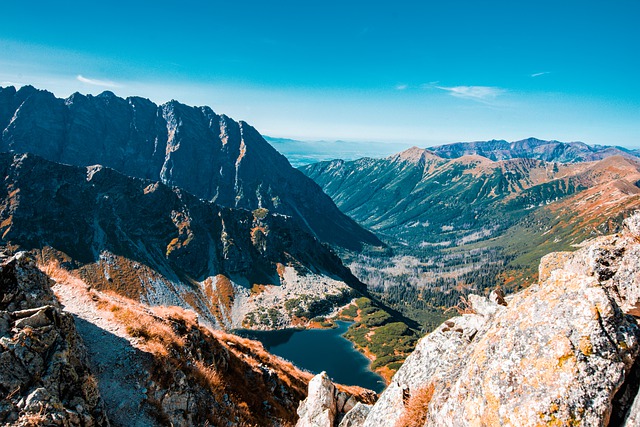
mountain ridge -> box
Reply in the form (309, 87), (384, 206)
(0, 151), (363, 330)
(428, 136), (636, 163)
(0, 85), (382, 251)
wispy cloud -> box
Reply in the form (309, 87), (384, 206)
(435, 85), (505, 101)
(76, 74), (119, 88)
(531, 71), (550, 78)
(395, 84), (408, 90)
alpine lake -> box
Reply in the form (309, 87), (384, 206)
(237, 320), (386, 393)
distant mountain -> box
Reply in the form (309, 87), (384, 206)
(429, 137), (636, 163)
(0, 152), (363, 329)
(0, 85), (381, 251)
(302, 146), (640, 306)
(303, 145), (640, 242)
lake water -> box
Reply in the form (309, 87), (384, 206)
(237, 321), (386, 392)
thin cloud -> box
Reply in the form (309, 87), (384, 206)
(395, 84), (408, 90)
(76, 74), (119, 88)
(531, 71), (550, 77)
(435, 85), (506, 101)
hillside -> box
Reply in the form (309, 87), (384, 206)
(0, 249), (375, 426)
(0, 85), (381, 251)
(0, 152), (362, 330)
(302, 146), (640, 325)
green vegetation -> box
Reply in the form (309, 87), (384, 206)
(341, 297), (419, 378)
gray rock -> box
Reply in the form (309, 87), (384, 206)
(24, 387), (52, 411)
(338, 402), (371, 427)
(14, 307), (53, 329)
(296, 372), (338, 427)
(0, 252), (110, 426)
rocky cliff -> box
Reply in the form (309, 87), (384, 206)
(0, 85), (381, 251)
(0, 251), (110, 426)
(303, 212), (640, 426)
(0, 151), (362, 330)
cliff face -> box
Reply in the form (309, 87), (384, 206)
(313, 212), (640, 427)
(0, 252), (110, 426)
(0, 152), (361, 330)
(0, 85), (381, 251)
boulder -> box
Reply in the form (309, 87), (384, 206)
(296, 372), (337, 427)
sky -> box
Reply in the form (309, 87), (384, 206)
(0, 0), (639, 147)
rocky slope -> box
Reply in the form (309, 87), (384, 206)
(429, 137), (636, 163)
(0, 151), (362, 330)
(0, 247), (375, 426)
(0, 85), (381, 251)
(301, 212), (640, 426)
(0, 251), (110, 426)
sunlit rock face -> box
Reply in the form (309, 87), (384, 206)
(353, 212), (640, 427)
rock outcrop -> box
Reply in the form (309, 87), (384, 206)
(0, 85), (382, 251)
(296, 372), (374, 427)
(341, 212), (640, 426)
(0, 252), (109, 426)
(0, 152), (361, 330)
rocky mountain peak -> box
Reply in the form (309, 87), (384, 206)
(430, 137), (635, 163)
(391, 146), (441, 165)
(0, 85), (381, 251)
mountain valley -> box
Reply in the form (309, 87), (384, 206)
(302, 142), (640, 327)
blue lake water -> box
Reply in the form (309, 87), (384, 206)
(237, 320), (386, 392)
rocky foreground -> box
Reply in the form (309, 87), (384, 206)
(297, 212), (640, 426)
(0, 251), (375, 426)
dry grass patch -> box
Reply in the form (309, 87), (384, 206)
(395, 383), (435, 427)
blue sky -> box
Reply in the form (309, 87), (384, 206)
(1, 0), (638, 147)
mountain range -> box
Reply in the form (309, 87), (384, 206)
(428, 137), (638, 162)
(2, 84), (640, 426)
(0, 85), (381, 252)
(302, 143), (640, 321)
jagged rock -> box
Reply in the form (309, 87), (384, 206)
(354, 212), (640, 426)
(296, 372), (337, 427)
(0, 251), (110, 426)
(338, 402), (371, 427)
(295, 372), (378, 427)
